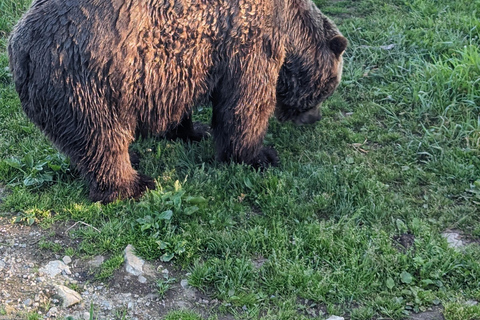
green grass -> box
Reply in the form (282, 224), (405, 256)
(1, 0), (480, 319)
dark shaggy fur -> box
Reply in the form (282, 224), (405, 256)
(8, 0), (347, 203)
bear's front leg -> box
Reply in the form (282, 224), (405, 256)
(211, 60), (280, 169)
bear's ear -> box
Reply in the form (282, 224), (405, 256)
(329, 35), (348, 57)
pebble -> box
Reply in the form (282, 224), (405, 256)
(124, 245), (144, 276)
(138, 275), (147, 284)
(87, 256), (105, 268)
(39, 260), (71, 278)
(55, 284), (83, 308)
(326, 316), (344, 320)
(46, 306), (58, 317)
(180, 279), (189, 289)
(63, 256), (72, 265)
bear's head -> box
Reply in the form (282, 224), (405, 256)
(275, 33), (347, 125)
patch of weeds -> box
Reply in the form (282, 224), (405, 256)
(163, 310), (208, 320)
(465, 179), (480, 205)
(25, 312), (42, 320)
(38, 240), (62, 253)
(64, 247), (75, 257)
(86, 303), (98, 320)
(3, 151), (72, 188)
(350, 305), (375, 320)
(156, 273), (177, 298)
(12, 208), (52, 226)
(95, 254), (124, 280)
(114, 307), (129, 320)
(444, 301), (480, 320)
(0, 305), (6, 315)
(134, 180), (206, 261)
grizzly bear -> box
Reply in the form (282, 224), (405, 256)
(8, 0), (347, 203)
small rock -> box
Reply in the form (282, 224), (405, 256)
(55, 285), (82, 308)
(46, 306), (58, 317)
(83, 312), (91, 320)
(326, 316), (344, 320)
(23, 298), (32, 306)
(39, 260), (71, 278)
(138, 275), (147, 283)
(466, 300), (478, 306)
(87, 255), (105, 268)
(442, 232), (464, 249)
(161, 268), (169, 276)
(62, 256), (72, 265)
(101, 300), (112, 310)
(0, 261), (5, 272)
(124, 245), (144, 276)
(180, 279), (189, 289)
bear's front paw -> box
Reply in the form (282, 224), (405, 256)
(251, 146), (279, 170)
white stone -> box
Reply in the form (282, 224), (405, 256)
(39, 260), (71, 278)
(326, 316), (344, 320)
(124, 245), (144, 276)
(62, 256), (72, 265)
(442, 232), (464, 249)
(180, 279), (189, 289)
(138, 275), (147, 283)
(0, 261), (5, 272)
(87, 256), (105, 268)
(55, 285), (82, 308)
(46, 306), (58, 317)
(466, 300), (478, 306)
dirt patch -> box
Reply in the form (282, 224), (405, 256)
(0, 216), (228, 319)
(393, 233), (415, 253)
(409, 307), (445, 320)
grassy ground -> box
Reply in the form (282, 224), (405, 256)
(1, 0), (480, 319)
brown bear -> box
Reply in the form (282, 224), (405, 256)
(8, 0), (347, 203)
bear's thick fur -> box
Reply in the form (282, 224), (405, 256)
(8, 0), (347, 203)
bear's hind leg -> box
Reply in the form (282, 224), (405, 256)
(80, 135), (155, 204)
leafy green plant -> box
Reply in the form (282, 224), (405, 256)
(156, 273), (177, 298)
(13, 209), (52, 226)
(135, 180), (206, 261)
(4, 152), (71, 188)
